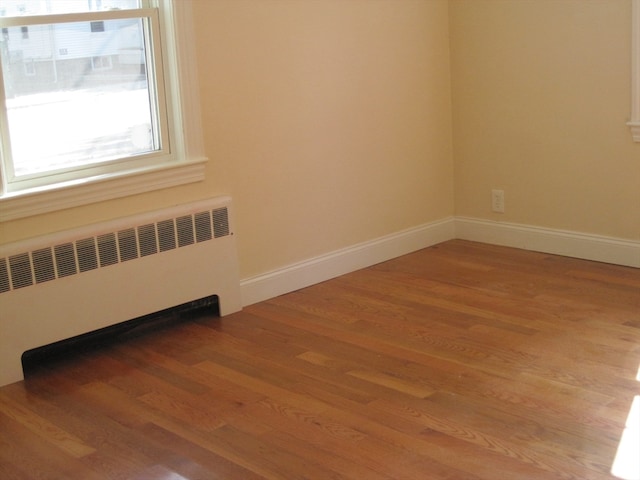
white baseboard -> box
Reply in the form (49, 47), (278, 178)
(240, 216), (639, 307)
(240, 217), (456, 306)
(455, 217), (640, 269)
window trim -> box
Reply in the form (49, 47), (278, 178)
(0, 0), (207, 222)
(629, 0), (640, 142)
(1, 8), (172, 192)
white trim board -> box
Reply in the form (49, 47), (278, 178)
(629, 0), (640, 141)
(240, 216), (639, 307)
(240, 217), (456, 306)
(455, 217), (640, 269)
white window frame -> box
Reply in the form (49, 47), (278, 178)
(23, 58), (35, 76)
(91, 55), (113, 71)
(0, 0), (207, 222)
(629, 0), (640, 142)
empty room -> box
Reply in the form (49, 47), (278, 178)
(0, 0), (639, 479)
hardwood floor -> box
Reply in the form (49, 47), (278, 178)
(1, 240), (639, 480)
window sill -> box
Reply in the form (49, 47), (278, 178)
(0, 158), (207, 222)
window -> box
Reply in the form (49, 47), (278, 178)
(90, 20), (105, 33)
(91, 55), (113, 71)
(630, 0), (640, 142)
(23, 57), (34, 76)
(0, 0), (206, 221)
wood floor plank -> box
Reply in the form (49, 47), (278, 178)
(1, 240), (638, 479)
(0, 411), (103, 480)
(0, 392), (96, 458)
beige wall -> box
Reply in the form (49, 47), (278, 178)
(195, 0), (454, 277)
(4, 0), (636, 284)
(450, 0), (640, 241)
(0, 0), (454, 279)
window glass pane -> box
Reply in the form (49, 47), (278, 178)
(0, 0), (141, 17)
(0, 17), (158, 178)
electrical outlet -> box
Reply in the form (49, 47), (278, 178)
(492, 189), (505, 213)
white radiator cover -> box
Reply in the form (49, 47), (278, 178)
(0, 196), (242, 386)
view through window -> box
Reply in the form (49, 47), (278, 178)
(0, 0), (167, 192)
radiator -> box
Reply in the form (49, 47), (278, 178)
(0, 196), (242, 386)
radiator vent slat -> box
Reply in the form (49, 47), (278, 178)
(76, 238), (98, 273)
(0, 206), (232, 294)
(138, 224), (158, 257)
(213, 207), (229, 238)
(195, 211), (212, 243)
(177, 215), (195, 248)
(158, 219), (177, 252)
(0, 258), (9, 293)
(9, 253), (33, 289)
(118, 228), (138, 262)
(32, 248), (56, 284)
(98, 233), (119, 267)
(54, 243), (77, 278)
